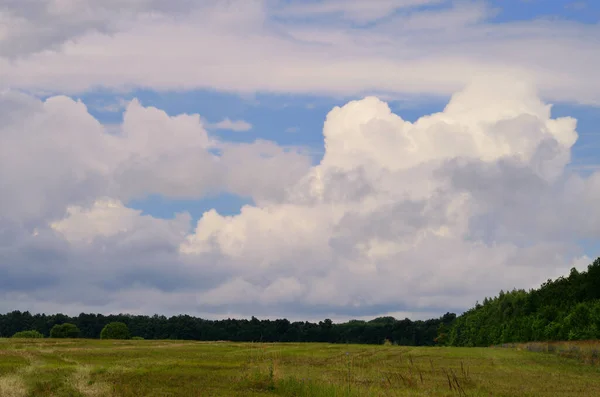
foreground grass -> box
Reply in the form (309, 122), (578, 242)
(0, 339), (599, 396)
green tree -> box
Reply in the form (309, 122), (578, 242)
(445, 257), (600, 346)
(50, 323), (80, 338)
(100, 322), (131, 339)
(12, 330), (44, 338)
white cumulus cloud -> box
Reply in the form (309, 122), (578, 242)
(174, 76), (588, 316)
(0, 90), (310, 225)
(0, 76), (595, 319)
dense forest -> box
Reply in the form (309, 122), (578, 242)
(444, 257), (600, 346)
(0, 310), (456, 346)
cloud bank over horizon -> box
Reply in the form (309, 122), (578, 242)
(1, 0), (599, 105)
(1, 75), (599, 321)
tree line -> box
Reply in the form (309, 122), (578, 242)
(10, 257), (597, 347)
(0, 309), (456, 345)
(443, 257), (600, 346)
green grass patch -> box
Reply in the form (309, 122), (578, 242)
(0, 354), (28, 376)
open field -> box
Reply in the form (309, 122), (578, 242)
(1, 339), (599, 396)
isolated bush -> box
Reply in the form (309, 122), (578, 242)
(100, 322), (130, 340)
(12, 330), (44, 338)
(50, 323), (80, 338)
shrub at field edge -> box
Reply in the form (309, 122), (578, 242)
(12, 330), (44, 338)
(50, 323), (81, 338)
(100, 322), (131, 339)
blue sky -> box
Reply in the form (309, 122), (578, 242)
(2, 0), (600, 320)
(491, 0), (596, 23)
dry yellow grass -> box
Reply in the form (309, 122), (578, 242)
(70, 365), (112, 397)
(511, 339), (600, 365)
(0, 374), (27, 397)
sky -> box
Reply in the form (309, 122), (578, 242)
(1, 0), (600, 322)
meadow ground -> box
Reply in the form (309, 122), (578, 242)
(0, 339), (599, 396)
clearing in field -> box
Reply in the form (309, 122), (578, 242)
(0, 338), (599, 396)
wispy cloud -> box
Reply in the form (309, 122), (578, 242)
(91, 98), (130, 113)
(565, 1), (587, 10)
(272, 0), (445, 23)
(207, 118), (253, 132)
(1, 1), (599, 105)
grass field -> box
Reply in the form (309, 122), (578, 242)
(1, 339), (599, 396)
